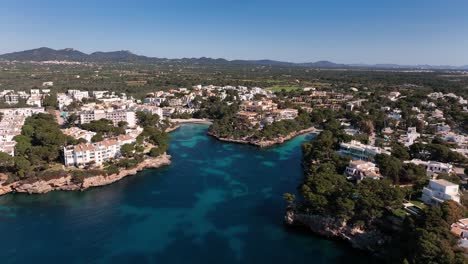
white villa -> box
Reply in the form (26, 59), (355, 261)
(339, 140), (391, 161)
(421, 179), (460, 205)
(405, 159), (453, 177)
(344, 160), (382, 181)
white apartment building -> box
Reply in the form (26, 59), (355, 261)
(57, 93), (74, 110)
(63, 134), (136, 167)
(271, 108), (299, 121)
(26, 95), (42, 107)
(0, 107), (45, 117)
(240, 100), (278, 112)
(168, 98), (184, 106)
(0, 115), (25, 142)
(79, 109), (136, 127)
(61, 127), (96, 143)
(0, 114), (22, 155)
(68, 90), (90, 101)
(0, 108), (45, 156)
(0, 141), (16, 156)
(421, 179), (460, 205)
(133, 105), (164, 118)
(0, 90), (46, 107)
(162, 107), (175, 117)
(144, 97), (166, 105)
(339, 140), (391, 161)
(344, 160), (382, 181)
(92, 91), (109, 99)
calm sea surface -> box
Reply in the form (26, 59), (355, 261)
(0, 124), (373, 263)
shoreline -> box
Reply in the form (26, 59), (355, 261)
(165, 119), (213, 133)
(169, 118), (213, 124)
(165, 124), (181, 133)
(0, 154), (171, 196)
(208, 126), (321, 147)
(284, 208), (387, 255)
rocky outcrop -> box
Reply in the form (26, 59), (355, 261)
(209, 127), (320, 147)
(81, 154), (171, 189)
(165, 124), (181, 133)
(0, 154), (171, 196)
(14, 176), (75, 194)
(284, 209), (388, 253)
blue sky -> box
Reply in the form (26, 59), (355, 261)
(1, 0), (467, 65)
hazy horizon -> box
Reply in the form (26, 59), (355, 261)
(2, 0), (468, 66)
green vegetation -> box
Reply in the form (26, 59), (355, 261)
(81, 119), (126, 138)
(100, 112), (171, 173)
(292, 122), (403, 227)
(209, 108), (315, 141)
(410, 142), (467, 164)
(2, 60), (466, 103)
(266, 85), (302, 92)
(0, 111), (172, 184)
(286, 118), (467, 263)
(135, 111), (170, 154)
(0, 113), (77, 181)
(396, 201), (467, 264)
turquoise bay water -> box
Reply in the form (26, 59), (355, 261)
(0, 124), (372, 263)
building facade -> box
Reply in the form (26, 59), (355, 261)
(421, 179), (460, 205)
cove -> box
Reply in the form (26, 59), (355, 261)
(0, 124), (373, 264)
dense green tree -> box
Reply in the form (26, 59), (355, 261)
(91, 133), (104, 143)
(391, 143), (411, 160)
(0, 152), (14, 172)
(375, 154), (403, 184)
(42, 93), (58, 109)
(120, 143), (134, 158)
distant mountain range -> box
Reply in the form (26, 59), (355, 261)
(1, 47), (467, 70)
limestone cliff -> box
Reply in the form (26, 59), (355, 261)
(0, 154), (171, 196)
(284, 209), (388, 253)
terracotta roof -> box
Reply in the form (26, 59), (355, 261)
(74, 144), (95, 152)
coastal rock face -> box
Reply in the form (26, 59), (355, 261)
(82, 154), (171, 189)
(285, 209), (387, 253)
(14, 176), (76, 194)
(0, 182), (16, 195)
(0, 154), (171, 196)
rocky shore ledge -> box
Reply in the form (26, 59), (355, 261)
(284, 209), (388, 254)
(0, 154), (171, 196)
(208, 127), (320, 147)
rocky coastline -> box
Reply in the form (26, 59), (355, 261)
(208, 127), (320, 147)
(0, 154), (171, 196)
(165, 124), (181, 133)
(284, 208), (388, 254)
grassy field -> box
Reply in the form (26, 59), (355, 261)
(266, 85), (303, 92)
(410, 200), (427, 209)
(393, 208), (408, 218)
